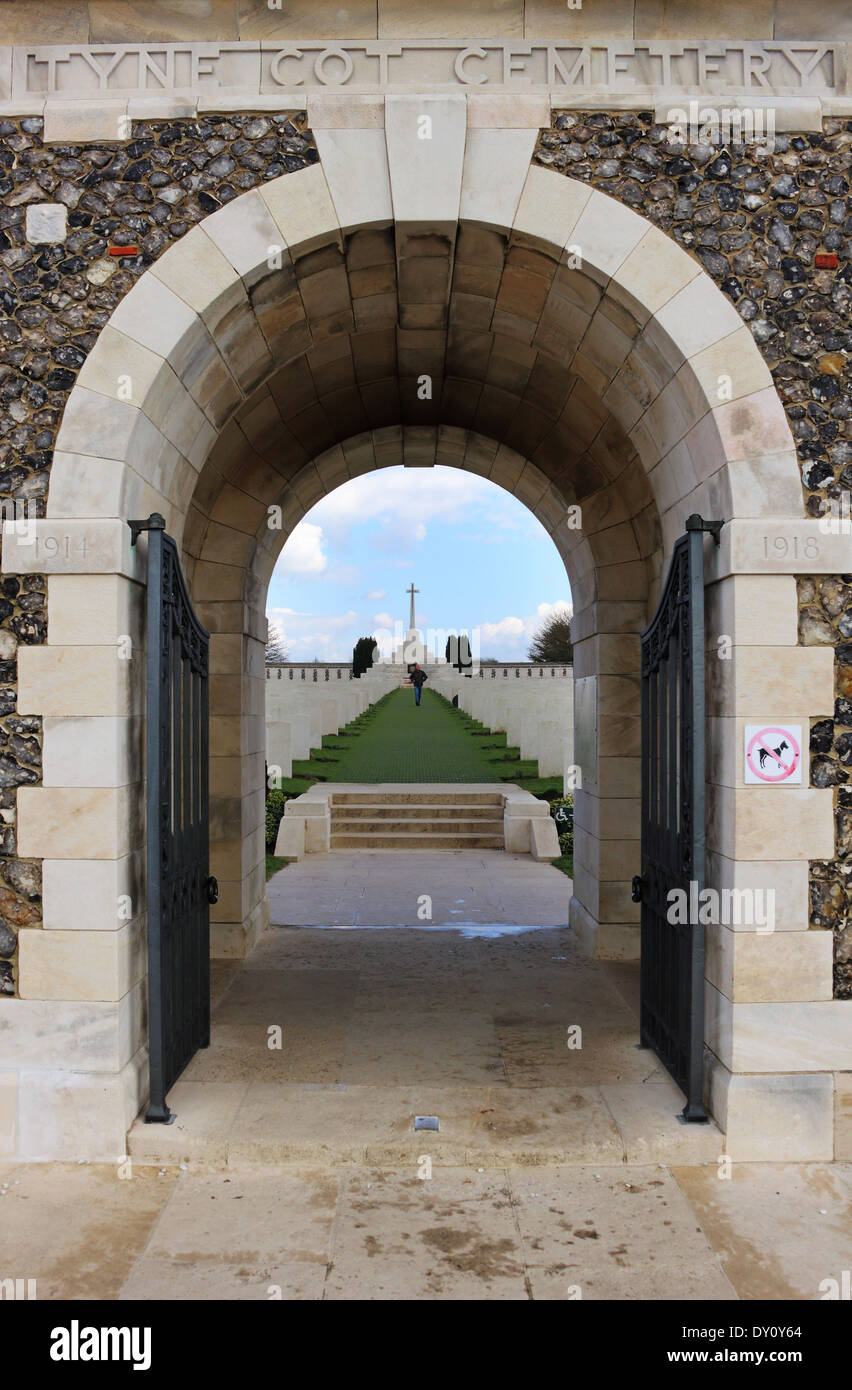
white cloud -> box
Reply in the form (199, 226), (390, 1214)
(266, 605), (361, 659)
(324, 563), (362, 586)
(265, 467), (572, 660)
(479, 615), (526, 642)
(304, 466), (482, 527)
(478, 600), (572, 655)
(268, 605), (359, 631)
(276, 521), (327, 575)
(270, 465), (560, 584)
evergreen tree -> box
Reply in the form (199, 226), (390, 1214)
(352, 635), (377, 677)
(445, 633), (472, 669)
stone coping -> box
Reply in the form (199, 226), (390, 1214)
(5, 91), (851, 132)
(1, 40), (851, 131)
(283, 783), (552, 817)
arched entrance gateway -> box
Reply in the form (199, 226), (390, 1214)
(2, 95), (848, 1163)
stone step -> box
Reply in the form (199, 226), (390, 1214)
(126, 1080), (723, 1170)
(332, 791), (503, 805)
(331, 803), (502, 820)
(330, 831), (505, 849)
(322, 791), (510, 851)
(332, 817), (504, 836)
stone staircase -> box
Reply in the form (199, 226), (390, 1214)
(329, 790), (505, 849)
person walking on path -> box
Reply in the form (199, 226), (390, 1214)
(410, 663), (428, 706)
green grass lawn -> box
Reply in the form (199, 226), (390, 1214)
(323, 687), (510, 782)
(264, 688), (566, 855)
(551, 853), (573, 878)
(269, 687), (567, 790)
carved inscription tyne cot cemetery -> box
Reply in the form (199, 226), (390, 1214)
(5, 41), (845, 101)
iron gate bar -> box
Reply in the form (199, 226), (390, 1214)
(632, 513), (721, 1122)
(129, 514), (214, 1124)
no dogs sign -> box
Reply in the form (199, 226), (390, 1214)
(744, 725), (802, 784)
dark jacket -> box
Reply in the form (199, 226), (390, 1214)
(410, 668), (428, 687)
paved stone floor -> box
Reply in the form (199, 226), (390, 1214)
(127, 852), (724, 1168)
(267, 848), (572, 928)
(3, 1159), (850, 1300)
(11, 851), (843, 1301)
(128, 918), (723, 1168)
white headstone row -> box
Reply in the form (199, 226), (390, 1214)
(265, 671), (398, 777)
(433, 670), (574, 784)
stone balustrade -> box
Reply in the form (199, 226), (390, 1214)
(266, 663), (356, 682)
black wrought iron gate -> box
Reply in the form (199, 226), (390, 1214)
(632, 514), (720, 1121)
(130, 514), (217, 1123)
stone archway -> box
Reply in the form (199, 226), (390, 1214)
(5, 96), (836, 1161)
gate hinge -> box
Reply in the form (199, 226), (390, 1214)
(685, 514), (723, 546)
(631, 874), (643, 904)
(128, 513), (166, 545)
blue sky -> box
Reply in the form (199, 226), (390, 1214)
(266, 466), (572, 662)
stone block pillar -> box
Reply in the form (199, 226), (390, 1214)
(569, 598), (644, 961)
(702, 566), (841, 1159)
(3, 535), (148, 1158)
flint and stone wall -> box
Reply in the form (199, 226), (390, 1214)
(0, 111), (316, 993)
(535, 113), (852, 997)
(0, 100), (847, 1002)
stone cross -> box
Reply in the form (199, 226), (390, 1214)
(406, 582), (418, 632)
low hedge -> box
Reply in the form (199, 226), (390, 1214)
(265, 788), (289, 851)
(549, 795), (574, 856)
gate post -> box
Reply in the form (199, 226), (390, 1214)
(701, 522), (840, 1160)
(2, 517), (148, 1158)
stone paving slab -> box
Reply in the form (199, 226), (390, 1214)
(119, 1168), (336, 1302)
(341, 1009), (506, 1086)
(324, 1167), (528, 1300)
(128, 1081), (251, 1167)
(183, 1022), (349, 1085)
(670, 1162), (852, 1302)
(2, 1159), (847, 1301)
(0, 1161), (176, 1300)
(497, 1021), (665, 1086)
(511, 1167), (737, 1302)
